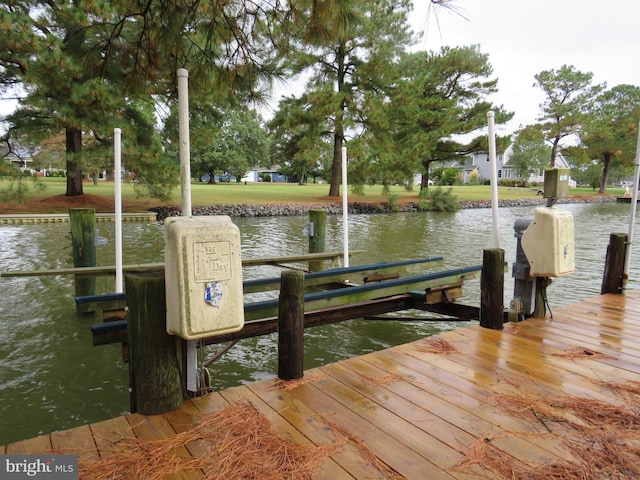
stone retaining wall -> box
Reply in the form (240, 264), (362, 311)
(150, 195), (617, 222)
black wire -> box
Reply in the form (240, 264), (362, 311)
(541, 282), (554, 319)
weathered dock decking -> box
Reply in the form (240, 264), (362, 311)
(4, 292), (640, 479)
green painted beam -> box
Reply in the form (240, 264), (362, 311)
(244, 264), (485, 321)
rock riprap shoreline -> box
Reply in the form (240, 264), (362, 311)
(150, 195), (616, 221)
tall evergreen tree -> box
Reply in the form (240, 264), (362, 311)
(381, 45), (512, 189)
(533, 65), (604, 167)
(0, 1), (285, 197)
(267, 95), (332, 185)
(284, 0), (415, 197)
(577, 84), (640, 192)
(510, 125), (551, 185)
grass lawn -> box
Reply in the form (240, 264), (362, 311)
(0, 176), (621, 214)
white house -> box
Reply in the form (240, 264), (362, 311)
(1, 145), (32, 171)
(457, 146), (575, 186)
(241, 166), (288, 183)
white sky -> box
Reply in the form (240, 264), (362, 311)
(412, 0), (640, 136)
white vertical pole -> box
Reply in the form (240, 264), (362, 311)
(342, 146), (349, 267)
(114, 128), (123, 293)
(487, 111), (500, 249)
(177, 69), (196, 392)
(177, 68), (192, 217)
(624, 120), (640, 285)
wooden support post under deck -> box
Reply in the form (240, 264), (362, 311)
(125, 269), (183, 414)
(601, 232), (627, 294)
(69, 208), (96, 299)
(278, 270), (305, 380)
(480, 248), (504, 330)
(308, 209), (327, 272)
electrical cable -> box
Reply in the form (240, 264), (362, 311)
(541, 280), (554, 319)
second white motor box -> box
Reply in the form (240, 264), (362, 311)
(521, 207), (575, 278)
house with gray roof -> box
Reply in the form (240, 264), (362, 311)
(454, 146), (574, 186)
(1, 145), (32, 170)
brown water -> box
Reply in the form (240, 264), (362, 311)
(1, 202), (638, 444)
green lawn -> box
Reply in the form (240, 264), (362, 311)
(0, 176), (622, 214)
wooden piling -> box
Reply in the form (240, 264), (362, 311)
(308, 209), (327, 272)
(125, 269), (183, 414)
(278, 270), (305, 380)
(69, 208), (96, 298)
(480, 248), (504, 330)
(601, 232), (628, 294)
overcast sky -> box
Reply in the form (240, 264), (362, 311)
(413, 0), (640, 135)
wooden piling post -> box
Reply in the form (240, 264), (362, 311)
(480, 248), (504, 330)
(125, 269), (183, 414)
(601, 233), (627, 294)
(308, 209), (327, 272)
(69, 208), (97, 298)
(278, 270), (305, 380)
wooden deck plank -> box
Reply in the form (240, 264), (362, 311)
(220, 384), (354, 480)
(89, 415), (136, 458)
(526, 314), (640, 357)
(248, 378), (388, 479)
(446, 327), (624, 406)
(127, 412), (202, 480)
(344, 353), (569, 465)
(5, 434), (52, 455)
(3, 292), (640, 479)
(364, 346), (577, 443)
(189, 390), (229, 414)
(504, 320), (640, 383)
(288, 380), (460, 479)
(551, 303), (640, 339)
(50, 425), (99, 460)
(308, 367), (471, 478)
(326, 358), (478, 446)
(498, 317), (640, 376)
(160, 398), (215, 461)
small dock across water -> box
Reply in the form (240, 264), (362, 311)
(3, 292), (640, 478)
(0, 212), (157, 224)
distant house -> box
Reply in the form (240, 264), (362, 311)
(454, 147), (575, 186)
(1, 146), (32, 170)
(242, 166), (288, 183)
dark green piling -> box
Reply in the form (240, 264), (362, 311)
(308, 209), (327, 272)
(69, 208), (96, 298)
(278, 270), (305, 380)
(125, 269), (183, 415)
(601, 233), (628, 295)
(480, 248), (505, 330)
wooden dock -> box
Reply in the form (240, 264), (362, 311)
(4, 291), (640, 479)
(0, 212), (157, 224)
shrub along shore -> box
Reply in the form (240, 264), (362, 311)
(150, 195), (617, 221)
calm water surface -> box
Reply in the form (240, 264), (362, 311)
(1, 202), (639, 444)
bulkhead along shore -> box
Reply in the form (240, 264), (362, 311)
(149, 195), (617, 221)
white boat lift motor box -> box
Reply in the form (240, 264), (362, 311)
(164, 216), (244, 340)
(521, 206), (575, 277)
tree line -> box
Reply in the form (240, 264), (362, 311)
(1, 1), (638, 200)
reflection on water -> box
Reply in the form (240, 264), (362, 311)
(1, 202), (639, 444)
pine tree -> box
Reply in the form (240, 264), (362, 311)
(0, 1), (285, 197)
